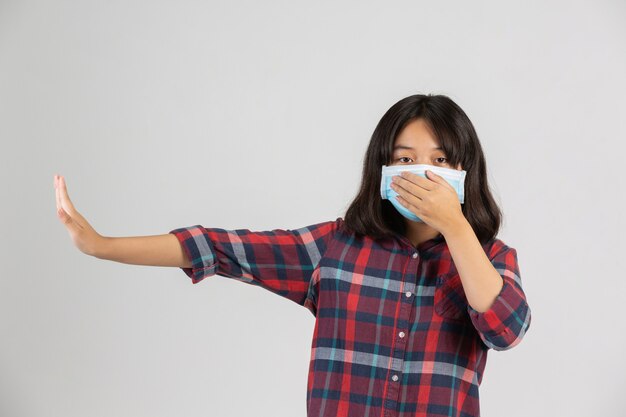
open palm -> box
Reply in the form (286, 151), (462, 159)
(54, 175), (104, 256)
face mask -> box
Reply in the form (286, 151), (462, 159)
(380, 164), (467, 222)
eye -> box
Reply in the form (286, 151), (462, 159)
(395, 156), (449, 164)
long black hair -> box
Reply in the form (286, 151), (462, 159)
(342, 93), (503, 245)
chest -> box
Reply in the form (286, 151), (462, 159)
(311, 243), (470, 328)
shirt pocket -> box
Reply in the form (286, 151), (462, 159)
(434, 272), (469, 322)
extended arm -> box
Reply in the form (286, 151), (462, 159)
(54, 174), (191, 268)
(94, 234), (192, 268)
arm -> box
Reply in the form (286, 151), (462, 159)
(444, 220), (532, 351)
(168, 218), (343, 308)
(170, 217), (343, 306)
(53, 173), (340, 311)
(443, 220), (506, 313)
(54, 173), (192, 269)
(94, 234), (192, 268)
(466, 244), (532, 351)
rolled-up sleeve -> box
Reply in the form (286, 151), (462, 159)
(467, 244), (532, 351)
(168, 217), (342, 308)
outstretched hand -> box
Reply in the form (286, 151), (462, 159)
(54, 174), (104, 256)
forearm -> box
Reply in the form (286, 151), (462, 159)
(93, 234), (192, 268)
(442, 218), (504, 313)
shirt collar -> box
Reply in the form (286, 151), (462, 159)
(389, 231), (446, 254)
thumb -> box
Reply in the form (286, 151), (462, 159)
(57, 206), (75, 227)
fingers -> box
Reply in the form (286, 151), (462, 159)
(55, 175), (61, 212)
(425, 170), (454, 191)
(398, 172), (435, 191)
(58, 204), (73, 226)
(391, 178), (422, 208)
(392, 174), (426, 201)
(57, 175), (76, 215)
(55, 175), (65, 217)
(54, 174), (73, 224)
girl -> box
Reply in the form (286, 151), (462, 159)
(54, 93), (531, 417)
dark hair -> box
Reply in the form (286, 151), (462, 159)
(342, 93), (503, 245)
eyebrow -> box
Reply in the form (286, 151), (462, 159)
(393, 145), (443, 151)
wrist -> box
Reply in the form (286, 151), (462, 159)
(442, 215), (472, 240)
(91, 235), (110, 259)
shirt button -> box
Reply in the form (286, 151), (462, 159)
(399, 331), (405, 338)
(405, 291), (412, 298)
(392, 374), (399, 381)
(412, 252), (418, 259)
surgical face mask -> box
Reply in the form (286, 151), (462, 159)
(380, 164), (467, 223)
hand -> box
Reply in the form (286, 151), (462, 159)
(54, 174), (105, 256)
(390, 169), (466, 234)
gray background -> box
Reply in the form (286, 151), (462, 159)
(1, 0), (624, 416)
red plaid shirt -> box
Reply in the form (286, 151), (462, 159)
(169, 217), (531, 417)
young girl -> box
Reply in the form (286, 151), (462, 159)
(54, 93), (531, 417)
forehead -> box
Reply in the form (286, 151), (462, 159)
(393, 119), (440, 150)
(393, 144), (443, 152)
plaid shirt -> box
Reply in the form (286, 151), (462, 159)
(169, 217), (531, 417)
